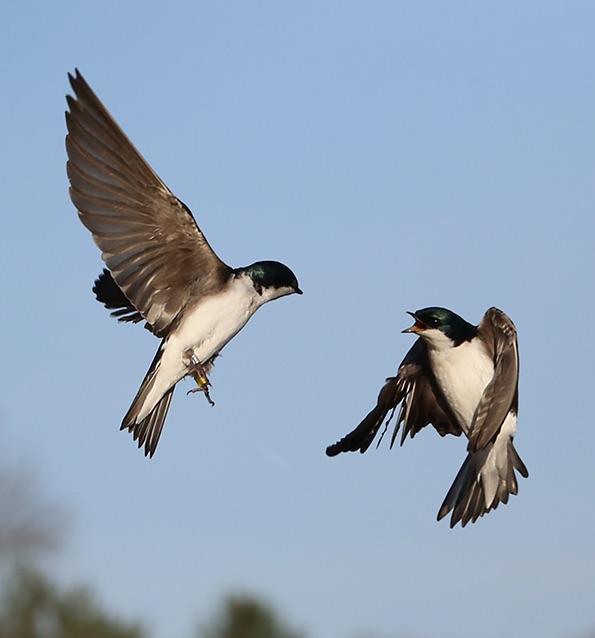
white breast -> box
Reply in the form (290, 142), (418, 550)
(426, 336), (494, 434)
(148, 276), (261, 399)
(169, 275), (261, 366)
(134, 275), (264, 422)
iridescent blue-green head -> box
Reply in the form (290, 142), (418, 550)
(241, 260), (302, 301)
(403, 306), (476, 346)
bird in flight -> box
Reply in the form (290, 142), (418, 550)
(65, 69), (302, 458)
(326, 307), (528, 528)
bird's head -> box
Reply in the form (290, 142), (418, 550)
(242, 260), (302, 302)
(402, 307), (476, 347)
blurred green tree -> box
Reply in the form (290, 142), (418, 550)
(199, 595), (304, 638)
(0, 567), (144, 638)
(0, 464), (64, 565)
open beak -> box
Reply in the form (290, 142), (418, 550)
(402, 311), (427, 334)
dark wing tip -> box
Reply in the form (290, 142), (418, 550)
(65, 94), (77, 112)
(325, 435), (366, 457)
(325, 434), (374, 457)
(93, 268), (126, 308)
(325, 444), (342, 457)
(325, 406), (385, 458)
(67, 70), (77, 94)
(92, 268), (146, 326)
(68, 68), (85, 92)
(436, 504), (450, 523)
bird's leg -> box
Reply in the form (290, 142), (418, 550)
(183, 349), (215, 406)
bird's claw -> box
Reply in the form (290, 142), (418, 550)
(184, 349), (215, 406)
(186, 383), (215, 406)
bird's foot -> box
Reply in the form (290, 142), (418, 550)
(184, 349), (215, 406)
(187, 383), (215, 407)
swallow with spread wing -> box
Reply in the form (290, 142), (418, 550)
(66, 70), (302, 457)
(326, 307), (528, 528)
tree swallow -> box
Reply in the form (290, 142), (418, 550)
(326, 307), (528, 528)
(65, 70), (302, 458)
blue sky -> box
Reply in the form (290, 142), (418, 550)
(2, 2), (594, 637)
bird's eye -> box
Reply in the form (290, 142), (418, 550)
(431, 317), (439, 326)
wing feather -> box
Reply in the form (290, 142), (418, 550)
(468, 307), (519, 452)
(326, 339), (461, 457)
(66, 69), (232, 337)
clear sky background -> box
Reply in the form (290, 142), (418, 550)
(2, 2), (594, 637)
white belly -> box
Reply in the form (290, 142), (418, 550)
(428, 339), (494, 433)
(164, 283), (258, 377)
(138, 279), (260, 419)
(176, 293), (256, 361)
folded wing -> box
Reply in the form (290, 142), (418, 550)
(468, 307), (519, 452)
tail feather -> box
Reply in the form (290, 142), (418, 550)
(121, 387), (175, 458)
(121, 345), (174, 458)
(455, 475), (485, 528)
(438, 438), (528, 528)
(437, 453), (478, 527)
(121, 387), (174, 458)
(148, 389), (174, 454)
(509, 443), (529, 478)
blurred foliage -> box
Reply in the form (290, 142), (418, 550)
(0, 465), (64, 564)
(0, 456), (141, 637)
(0, 567), (144, 638)
(198, 595), (305, 638)
(0, 574), (308, 638)
(0, 454), (391, 638)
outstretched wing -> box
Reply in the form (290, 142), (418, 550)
(468, 307), (519, 452)
(326, 339), (461, 457)
(66, 69), (232, 337)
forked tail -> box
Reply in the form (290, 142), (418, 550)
(120, 346), (174, 458)
(437, 436), (528, 528)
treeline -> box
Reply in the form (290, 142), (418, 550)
(0, 568), (302, 638)
(0, 456), (304, 638)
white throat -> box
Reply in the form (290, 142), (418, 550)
(248, 277), (296, 304)
(419, 328), (456, 352)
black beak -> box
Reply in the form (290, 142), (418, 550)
(295, 287), (303, 295)
(402, 311), (425, 333)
